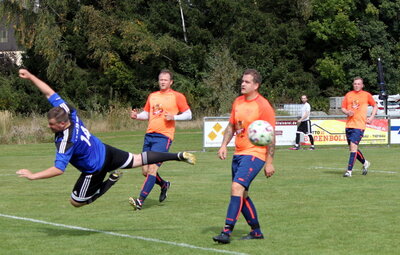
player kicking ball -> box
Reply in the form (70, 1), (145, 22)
(16, 69), (196, 207)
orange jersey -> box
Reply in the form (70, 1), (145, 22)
(342, 90), (376, 130)
(144, 89), (190, 140)
(229, 94), (275, 161)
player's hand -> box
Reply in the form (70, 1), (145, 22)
(19, 69), (31, 79)
(16, 169), (34, 180)
(366, 116), (374, 124)
(264, 164), (275, 178)
(164, 113), (174, 121)
(347, 110), (354, 116)
(130, 109), (138, 119)
(218, 146), (228, 160)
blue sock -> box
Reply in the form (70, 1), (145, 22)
(139, 174), (156, 202)
(241, 197), (262, 235)
(347, 152), (356, 171)
(223, 196), (243, 235)
(155, 172), (166, 187)
(356, 150), (366, 164)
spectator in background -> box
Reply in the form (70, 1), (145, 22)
(290, 95), (315, 150)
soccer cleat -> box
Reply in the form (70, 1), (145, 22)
(159, 181), (171, 202)
(309, 147), (315, 150)
(108, 170), (123, 182)
(128, 197), (142, 210)
(240, 232), (265, 240)
(212, 232), (231, 244)
(289, 146), (299, 150)
(180, 152), (196, 165)
(362, 160), (370, 175)
(343, 171), (352, 177)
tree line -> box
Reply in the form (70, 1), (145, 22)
(1, 0), (399, 116)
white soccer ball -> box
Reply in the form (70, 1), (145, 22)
(247, 120), (274, 146)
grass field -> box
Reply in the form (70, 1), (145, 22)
(0, 130), (399, 255)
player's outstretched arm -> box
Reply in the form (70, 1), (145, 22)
(19, 69), (56, 99)
(16, 166), (64, 180)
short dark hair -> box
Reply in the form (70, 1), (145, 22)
(159, 69), (173, 80)
(47, 107), (69, 123)
(243, 69), (262, 84)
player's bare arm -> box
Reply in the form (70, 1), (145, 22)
(264, 135), (275, 178)
(218, 123), (235, 160)
(341, 107), (354, 117)
(18, 69), (56, 99)
(367, 104), (378, 124)
(164, 113), (174, 121)
(16, 166), (64, 180)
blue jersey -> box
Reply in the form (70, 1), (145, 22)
(48, 93), (106, 173)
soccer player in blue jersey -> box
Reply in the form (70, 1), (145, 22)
(15, 69), (196, 208)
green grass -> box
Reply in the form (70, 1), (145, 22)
(0, 130), (399, 254)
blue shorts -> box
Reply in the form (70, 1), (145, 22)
(345, 128), (365, 145)
(142, 133), (172, 166)
(231, 155), (265, 190)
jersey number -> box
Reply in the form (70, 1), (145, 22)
(80, 126), (92, 146)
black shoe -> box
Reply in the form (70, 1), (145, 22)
(240, 232), (264, 240)
(212, 232), (231, 244)
(159, 181), (171, 202)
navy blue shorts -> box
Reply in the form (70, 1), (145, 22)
(142, 133), (172, 166)
(231, 155), (265, 190)
(346, 128), (365, 145)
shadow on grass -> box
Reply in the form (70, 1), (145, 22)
(323, 170), (344, 176)
(40, 227), (99, 237)
(133, 198), (167, 210)
(202, 226), (248, 237)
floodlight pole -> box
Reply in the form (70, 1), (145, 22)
(377, 58), (388, 115)
(178, 0), (188, 43)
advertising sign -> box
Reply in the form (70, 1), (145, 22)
(311, 119), (388, 145)
(203, 119), (298, 147)
(203, 118), (389, 148)
(203, 120), (235, 148)
(390, 119), (400, 144)
(275, 120), (297, 145)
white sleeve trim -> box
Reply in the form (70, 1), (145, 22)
(174, 109), (192, 121)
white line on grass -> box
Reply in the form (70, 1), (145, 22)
(0, 213), (248, 255)
(313, 166), (397, 174)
